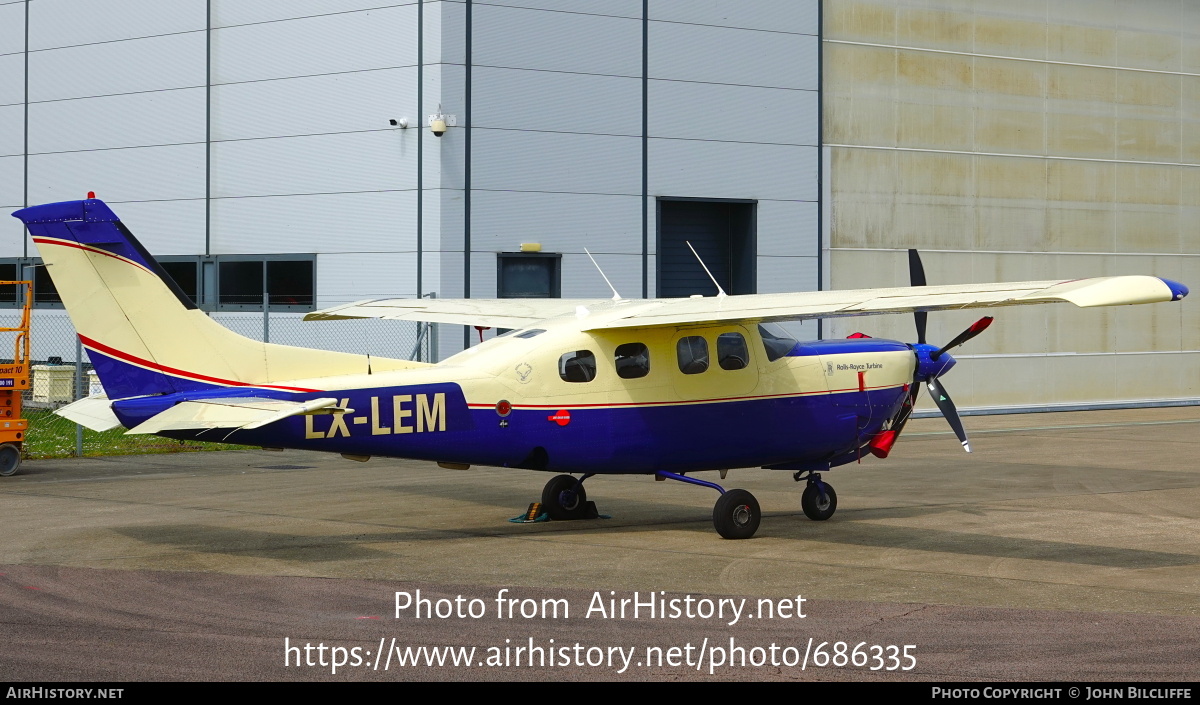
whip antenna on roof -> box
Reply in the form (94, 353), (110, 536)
(686, 241), (727, 298)
(584, 248), (622, 301)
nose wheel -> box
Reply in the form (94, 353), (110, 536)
(801, 476), (837, 521)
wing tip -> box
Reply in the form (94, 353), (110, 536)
(1161, 278), (1189, 302)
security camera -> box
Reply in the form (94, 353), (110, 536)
(430, 116), (447, 137)
(389, 118), (408, 129)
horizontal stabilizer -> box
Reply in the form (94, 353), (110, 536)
(54, 395), (122, 432)
(126, 397), (347, 435)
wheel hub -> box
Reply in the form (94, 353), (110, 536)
(558, 490), (580, 511)
(732, 504), (752, 526)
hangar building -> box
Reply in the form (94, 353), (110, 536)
(0, 0), (1194, 412)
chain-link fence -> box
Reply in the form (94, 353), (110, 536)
(7, 310), (433, 460)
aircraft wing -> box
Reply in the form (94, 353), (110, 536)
(583, 275), (1186, 330)
(125, 397), (347, 435)
(304, 298), (604, 329)
(304, 276), (1186, 330)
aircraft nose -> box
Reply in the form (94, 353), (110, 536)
(1160, 278), (1189, 301)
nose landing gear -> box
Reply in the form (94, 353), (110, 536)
(796, 472), (837, 521)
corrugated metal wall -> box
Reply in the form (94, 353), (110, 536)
(1, 1), (822, 360)
(824, 0), (1198, 410)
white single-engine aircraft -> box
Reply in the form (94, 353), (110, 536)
(14, 198), (1189, 538)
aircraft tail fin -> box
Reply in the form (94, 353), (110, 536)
(12, 199), (424, 400)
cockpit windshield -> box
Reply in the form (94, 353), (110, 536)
(758, 323), (798, 362)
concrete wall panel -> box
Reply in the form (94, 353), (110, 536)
(212, 68), (416, 142)
(0, 54), (21, 108)
(470, 191), (641, 255)
(102, 198), (206, 255)
(755, 255), (818, 295)
(0, 155), (21, 208)
(29, 88), (206, 154)
(211, 131), (414, 199)
(483, 1), (640, 19)
(0, 206), (25, 253)
(650, 139), (816, 202)
(471, 130), (640, 196)
(210, 191), (417, 256)
(757, 200), (818, 258)
(649, 22), (817, 90)
(0, 104), (21, 156)
(0, 2), (24, 55)
(28, 33), (205, 102)
(28, 0), (204, 50)
(317, 251), (417, 306)
(27, 143), (205, 204)
(473, 4), (640, 77)
(649, 80), (817, 146)
(212, 5), (417, 85)
(212, 0), (407, 28)
(650, 0), (817, 35)
(472, 67), (641, 136)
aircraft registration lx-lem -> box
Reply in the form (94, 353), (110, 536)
(12, 198), (1189, 539)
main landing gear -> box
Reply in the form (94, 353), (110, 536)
(796, 471), (837, 521)
(540, 474), (593, 520)
(656, 471), (762, 540)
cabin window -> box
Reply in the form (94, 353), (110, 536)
(676, 336), (709, 375)
(717, 332), (749, 370)
(614, 342), (650, 379)
(758, 323), (798, 362)
(559, 350), (597, 383)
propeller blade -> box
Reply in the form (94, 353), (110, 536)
(907, 248), (927, 287)
(908, 249), (927, 344)
(926, 378), (970, 452)
(932, 316), (993, 360)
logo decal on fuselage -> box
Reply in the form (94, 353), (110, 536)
(548, 410), (571, 426)
(304, 393), (447, 439)
(515, 362), (533, 383)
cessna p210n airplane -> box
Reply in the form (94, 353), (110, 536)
(13, 198), (1189, 539)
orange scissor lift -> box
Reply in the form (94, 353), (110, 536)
(0, 281), (32, 476)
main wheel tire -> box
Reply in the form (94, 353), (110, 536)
(541, 474), (587, 520)
(801, 482), (837, 521)
(712, 489), (760, 539)
(0, 443), (20, 477)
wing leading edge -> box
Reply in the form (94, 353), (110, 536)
(304, 276), (1187, 331)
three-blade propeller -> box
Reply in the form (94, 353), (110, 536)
(890, 250), (995, 453)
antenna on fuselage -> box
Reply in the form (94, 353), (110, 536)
(686, 241), (727, 298)
(584, 248), (622, 301)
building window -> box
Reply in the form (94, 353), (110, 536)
(158, 258), (200, 306)
(0, 258), (60, 308)
(0, 260), (22, 307)
(497, 252), (561, 298)
(212, 256), (316, 311)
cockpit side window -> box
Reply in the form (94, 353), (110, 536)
(614, 342), (650, 379)
(559, 350), (597, 382)
(676, 336), (709, 375)
(717, 332), (749, 370)
(758, 323), (798, 362)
